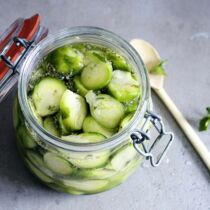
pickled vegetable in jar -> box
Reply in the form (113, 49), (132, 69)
(0, 18), (172, 195)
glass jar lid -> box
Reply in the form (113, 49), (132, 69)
(0, 14), (48, 103)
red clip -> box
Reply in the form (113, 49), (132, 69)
(0, 14), (40, 80)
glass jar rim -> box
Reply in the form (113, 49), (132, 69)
(18, 26), (150, 152)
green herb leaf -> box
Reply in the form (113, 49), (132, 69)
(199, 116), (210, 131)
(149, 60), (167, 76)
(206, 107), (210, 114)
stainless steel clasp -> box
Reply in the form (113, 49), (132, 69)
(130, 111), (174, 167)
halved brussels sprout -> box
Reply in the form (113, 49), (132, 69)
(108, 70), (140, 102)
(86, 91), (124, 129)
(57, 112), (69, 135)
(106, 50), (131, 71)
(124, 97), (139, 113)
(44, 152), (74, 175)
(32, 77), (67, 117)
(119, 112), (135, 131)
(61, 132), (105, 143)
(60, 90), (87, 131)
(47, 46), (84, 75)
(110, 144), (138, 171)
(73, 75), (88, 97)
(17, 126), (37, 149)
(80, 52), (112, 90)
(82, 116), (115, 138)
(43, 117), (60, 137)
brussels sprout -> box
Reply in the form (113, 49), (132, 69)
(119, 112), (135, 131)
(85, 91), (124, 129)
(57, 112), (69, 135)
(43, 117), (60, 137)
(32, 77), (67, 117)
(80, 52), (112, 90)
(17, 126), (37, 149)
(108, 70), (140, 102)
(60, 90), (87, 131)
(61, 179), (108, 193)
(73, 75), (88, 97)
(110, 144), (138, 171)
(44, 152), (74, 175)
(106, 50), (131, 71)
(61, 132), (105, 143)
(47, 46), (84, 75)
(82, 116), (115, 137)
(124, 97), (139, 113)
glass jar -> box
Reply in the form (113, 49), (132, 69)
(12, 26), (173, 195)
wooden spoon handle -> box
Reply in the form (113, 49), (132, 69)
(154, 88), (210, 170)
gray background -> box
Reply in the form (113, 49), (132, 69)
(0, 0), (210, 210)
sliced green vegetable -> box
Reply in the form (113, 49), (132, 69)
(106, 50), (131, 71)
(17, 126), (37, 149)
(77, 168), (117, 179)
(32, 77), (67, 117)
(119, 112), (134, 131)
(44, 152), (74, 175)
(26, 151), (45, 168)
(60, 90), (87, 131)
(81, 52), (112, 90)
(73, 75), (88, 96)
(110, 144), (138, 171)
(108, 70), (140, 102)
(61, 133), (105, 143)
(86, 91), (124, 129)
(82, 116), (115, 137)
(124, 97), (139, 113)
(61, 179), (108, 193)
(47, 46), (84, 75)
(57, 112), (69, 135)
(199, 107), (210, 131)
(43, 117), (60, 137)
(62, 150), (110, 169)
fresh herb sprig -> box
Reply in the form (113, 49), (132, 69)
(199, 107), (210, 131)
(149, 60), (167, 76)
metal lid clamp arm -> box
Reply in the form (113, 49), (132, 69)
(130, 111), (174, 167)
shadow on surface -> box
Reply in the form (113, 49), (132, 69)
(152, 91), (210, 182)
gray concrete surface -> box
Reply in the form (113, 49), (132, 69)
(0, 0), (210, 210)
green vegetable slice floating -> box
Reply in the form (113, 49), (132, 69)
(73, 75), (88, 97)
(43, 117), (60, 137)
(47, 46), (84, 75)
(106, 50), (131, 71)
(81, 52), (112, 90)
(108, 70), (140, 102)
(82, 116), (115, 137)
(86, 91), (124, 129)
(61, 179), (108, 193)
(32, 77), (67, 117)
(44, 152), (74, 175)
(119, 112), (134, 131)
(61, 132), (105, 143)
(60, 90), (87, 131)
(110, 144), (138, 171)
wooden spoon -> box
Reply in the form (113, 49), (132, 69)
(130, 39), (210, 170)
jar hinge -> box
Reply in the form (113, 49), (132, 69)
(0, 37), (34, 73)
(130, 111), (174, 167)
